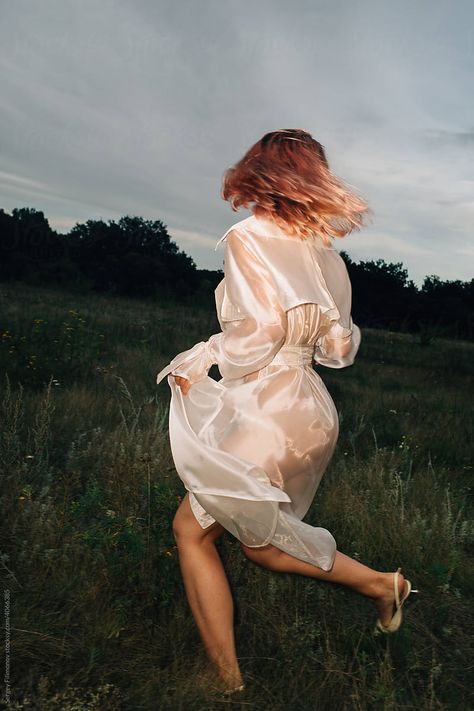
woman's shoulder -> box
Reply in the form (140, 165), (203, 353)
(214, 216), (254, 251)
(214, 216), (349, 291)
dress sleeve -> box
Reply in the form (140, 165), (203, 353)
(156, 338), (216, 385)
(313, 315), (361, 369)
(156, 229), (287, 386)
(206, 230), (287, 380)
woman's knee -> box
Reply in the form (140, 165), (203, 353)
(172, 495), (223, 545)
(240, 542), (280, 567)
(172, 495), (198, 543)
(172, 511), (186, 543)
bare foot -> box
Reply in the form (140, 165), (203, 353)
(373, 570), (406, 628)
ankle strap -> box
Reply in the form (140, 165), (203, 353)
(394, 567), (401, 607)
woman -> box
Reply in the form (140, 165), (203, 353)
(156, 129), (418, 695)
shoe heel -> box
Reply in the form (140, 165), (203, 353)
(222, 684), (245, 696)
(374, 571), (418, 634)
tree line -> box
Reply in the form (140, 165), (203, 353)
(1, 207), (472, 340)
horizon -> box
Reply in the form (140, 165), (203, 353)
(2, 204), (471, 290)
(1, 0), (473, 289)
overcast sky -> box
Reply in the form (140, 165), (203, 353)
(1, 0), (472, 287)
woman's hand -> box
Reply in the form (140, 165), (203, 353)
(173, 375), (191, 395)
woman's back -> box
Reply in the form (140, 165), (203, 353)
(215, 213), (354, 336)
(214, 213), (361, 379)
(240, 302), (330, 383)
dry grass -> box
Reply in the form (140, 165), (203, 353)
(0, 281), (473, 710)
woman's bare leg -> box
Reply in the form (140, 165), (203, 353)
(241, 545), (406, 628)
(173, 493), (243, 689)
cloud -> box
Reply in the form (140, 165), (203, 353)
(168, 227), (219, 251)
(343, 231), (434, 259)
(0, 0), (472, 289)
(422, 129), (474, 147)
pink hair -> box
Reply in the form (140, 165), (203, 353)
(221, 128), (372, 246)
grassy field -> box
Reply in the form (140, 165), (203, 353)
(0, 281), (473, 710)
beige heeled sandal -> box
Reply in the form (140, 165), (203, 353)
(375, 567), (419, 634)
(222, 683), (245, 696)
(196, 668), (245, 697)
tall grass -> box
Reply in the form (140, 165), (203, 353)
(0, 280), (473, 710)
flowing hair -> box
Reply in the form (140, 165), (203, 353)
(221, 128), (372, 246)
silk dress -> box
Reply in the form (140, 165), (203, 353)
(156, 213), (361, 571)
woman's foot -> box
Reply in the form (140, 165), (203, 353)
(196, 665), (244, 695)
(373, 570), (406, 628)
(216, 668), (244, 693)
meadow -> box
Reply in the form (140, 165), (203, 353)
(0, 280), (472, 710)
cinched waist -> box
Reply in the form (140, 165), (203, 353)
(268, 344), (315, 367)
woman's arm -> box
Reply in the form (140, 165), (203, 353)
(157, 229), (287, 388)
(205, 230), (287, 380)
(313, 316), (361, 368)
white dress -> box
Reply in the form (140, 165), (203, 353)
(156, 214), (361, 571)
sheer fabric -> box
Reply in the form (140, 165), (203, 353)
(156, 214), (361, 570)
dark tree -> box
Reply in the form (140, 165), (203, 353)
(67, 215), (198, 299)
(0, 206), (472, 337)
(0, 207), (73, 284)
